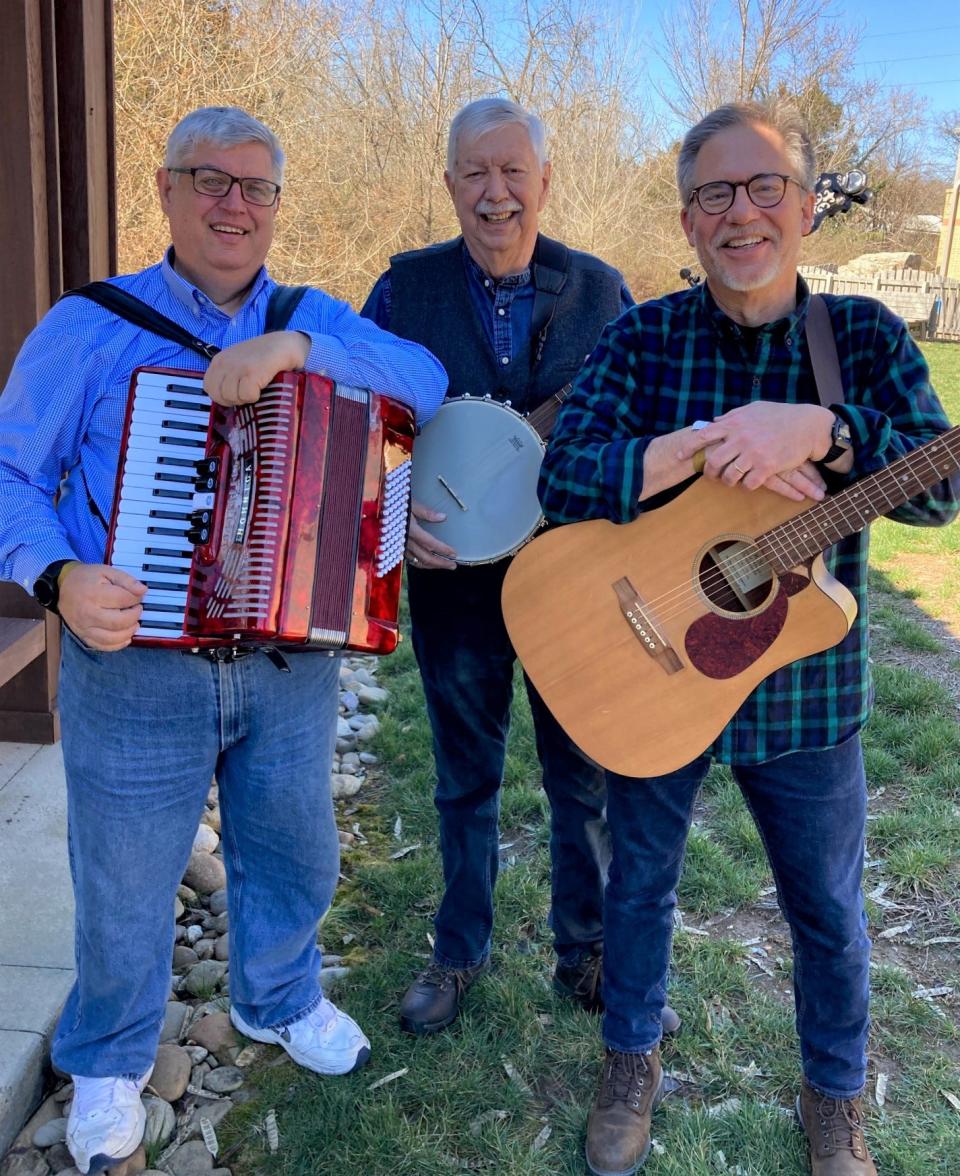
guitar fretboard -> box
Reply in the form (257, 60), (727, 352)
(757, 426), (960, 573)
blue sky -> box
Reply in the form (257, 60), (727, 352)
(610, 0), (959, 115)
(596, 0), (959, 168)
(848, 0), (960, 121)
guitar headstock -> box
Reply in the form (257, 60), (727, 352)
(812, 170), (871, 230)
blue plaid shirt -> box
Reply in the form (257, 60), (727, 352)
(538, 278), (959, 764)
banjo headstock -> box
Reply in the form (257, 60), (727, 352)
(812, 169), (871, 230)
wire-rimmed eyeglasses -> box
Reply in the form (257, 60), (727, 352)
(688, 173), (802, 215)
(168, 166), (281, 207)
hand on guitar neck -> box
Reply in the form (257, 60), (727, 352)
(406, 499), (458, 569)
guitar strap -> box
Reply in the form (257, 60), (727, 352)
(804, 294), (846, 407)
(59, 280), (311, 530)
(530, 235), (570, 369)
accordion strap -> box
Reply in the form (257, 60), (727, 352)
(60, 281), (312, 360)
(60, 279), (312, 534)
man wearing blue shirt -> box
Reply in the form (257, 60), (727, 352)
(0, 106), (445, 1174)
(362, 98), (680, 1040)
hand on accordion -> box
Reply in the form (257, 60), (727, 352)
(59, 562), (147, 652)
(203, 331), (310, 406)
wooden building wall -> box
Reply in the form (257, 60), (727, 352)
(0, 0), (115, 742)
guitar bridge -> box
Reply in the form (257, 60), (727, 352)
(612, 577), (682, 674)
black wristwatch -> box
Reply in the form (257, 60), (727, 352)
(819, 412), (853, 465)
(32, 559), (75, 615)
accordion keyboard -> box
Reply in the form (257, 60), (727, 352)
(109, 370), (214, 638)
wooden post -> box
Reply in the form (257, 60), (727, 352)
(0, 0), (114, 743)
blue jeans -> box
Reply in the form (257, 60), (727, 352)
(603, 737), (870, 1099)
(408, 563), (607, 969)
(53, 629), (341, 1078)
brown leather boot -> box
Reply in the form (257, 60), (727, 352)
(796, 1081), (877, 1175)
(552, 951), (681, 1036)
(585, 1047), (664, 1176)
(398, 959), (489, 1035)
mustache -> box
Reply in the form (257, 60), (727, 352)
(476, 200), (523, 215)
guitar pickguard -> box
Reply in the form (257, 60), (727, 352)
(685, 571), (809, 680)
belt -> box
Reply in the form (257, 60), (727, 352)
(185, 644), (290, 672)
(187, 646), (258, 662)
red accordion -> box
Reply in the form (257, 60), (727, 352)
(106, 366), (415, 654)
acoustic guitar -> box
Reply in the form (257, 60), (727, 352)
(501, 426), (960, 778)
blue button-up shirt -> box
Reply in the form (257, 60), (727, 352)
(0, 251), (447, 592)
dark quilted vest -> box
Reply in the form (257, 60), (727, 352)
(387, 235), (624, 415)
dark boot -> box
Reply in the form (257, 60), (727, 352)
(398, 960), (489, 1035)
(585, 1047), (664, 1176)
(796, 1081), (877, 1175)
(553, 950), (681, 1035)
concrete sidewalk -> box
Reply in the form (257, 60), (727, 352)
(0, 740), (73, 1156)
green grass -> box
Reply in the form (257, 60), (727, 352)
(221, 342), (960, 1175)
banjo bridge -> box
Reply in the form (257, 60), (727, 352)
(612, 576), (683, 674)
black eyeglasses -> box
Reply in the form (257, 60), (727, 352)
(168, 166), (281, 207)
(688, 173), (801, 215)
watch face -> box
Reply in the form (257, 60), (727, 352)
(34, 575), (58, 608)
(33, 560), (68, 610)
(832, 417), (852, 446)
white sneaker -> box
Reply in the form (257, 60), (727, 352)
(66, 1066), (153, 1174)
(230, 999), (371, 1075)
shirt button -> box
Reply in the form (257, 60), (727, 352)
(501, 356), (509, 365)
(752, 377), (761, 388)
(497, 308), (505, 316)
(484, 279), (491, 288)
(785, 335), (793, 346)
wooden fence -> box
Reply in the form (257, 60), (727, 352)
(799, 267), (960, 342)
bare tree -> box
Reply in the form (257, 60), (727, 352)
(112, 0), (949, 303)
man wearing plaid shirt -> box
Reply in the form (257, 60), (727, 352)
(538, 100), (958, 1176)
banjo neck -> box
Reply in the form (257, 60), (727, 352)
(525, 382), (573, 440)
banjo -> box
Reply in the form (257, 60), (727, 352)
(410, 386), (570, 565)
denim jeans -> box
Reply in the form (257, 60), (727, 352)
(53, 629), (341, 1078)
(603, 736), (870, 1099)
(408, 562), (607, 969)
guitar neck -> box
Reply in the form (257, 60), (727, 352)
(526, 382), (573, 440)
(758, 426), (960, 573)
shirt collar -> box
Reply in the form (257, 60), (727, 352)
(460, 239), (532, 290)
(698, 274), (811, 344)
(161, 247), (272, 317)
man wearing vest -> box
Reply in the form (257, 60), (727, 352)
(362, 97), (679, 1038)
(0, 106), (446, 1174)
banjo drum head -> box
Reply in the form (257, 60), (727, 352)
(410, 397), (546, 564)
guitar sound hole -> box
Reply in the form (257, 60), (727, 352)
(697, 539), (774, 615)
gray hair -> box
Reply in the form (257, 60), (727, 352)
(447, 97), (548, 173)
(676, 100), (817, 206)
(164, 107), (285, 183)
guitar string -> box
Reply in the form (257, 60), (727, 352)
(634, 461), (956, 630)
(617, 437), (960, 630)
(643, 467), (936, 628)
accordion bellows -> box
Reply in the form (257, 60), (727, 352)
(107, 367), (414, 654)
